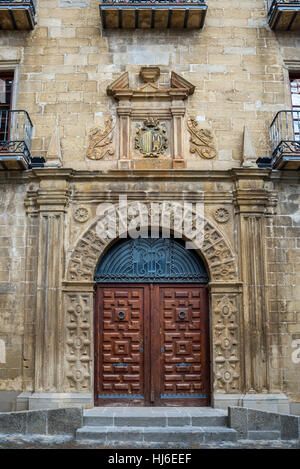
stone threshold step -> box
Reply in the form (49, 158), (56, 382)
(83, 414), (227, 427)
(76, 426), (237, 443)
(84, 407), (227, 415)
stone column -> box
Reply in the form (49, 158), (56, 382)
(234, 178), (270, 394)
(233, 170), (289, 412)
(34, 177), (70, 398)
(23, 189), (39, 391)
(15, 186), (40, 410)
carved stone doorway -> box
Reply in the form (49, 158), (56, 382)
(94, 237), (211, 406)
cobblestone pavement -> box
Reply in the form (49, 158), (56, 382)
(0, 434), (299, 449)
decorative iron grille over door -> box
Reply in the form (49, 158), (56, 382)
(94, 237), (209, 283)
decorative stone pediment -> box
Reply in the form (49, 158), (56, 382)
(106, 69), (195, 101)
(106, 67), (195, 169)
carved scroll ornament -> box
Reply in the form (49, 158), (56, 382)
(86, 117), (115, 160)
(187, 117), (217, 159)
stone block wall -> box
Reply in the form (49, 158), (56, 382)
(0, 407), (82, 435)
(266, 178), (300, 412)
(0, 0), (298, 168)
(229, 406), (300, 440)
(0, 0), (299, 411)
(0, 177), (28, 399)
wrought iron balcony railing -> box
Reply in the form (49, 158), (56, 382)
(267, 0), (300, 30)
(270, 110), (300, 169)
(0, 0), (36, 30)
(99, 0), (207, 29)
(0, 110), (33, 170)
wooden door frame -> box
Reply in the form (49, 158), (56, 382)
(94, 283), (210, 407)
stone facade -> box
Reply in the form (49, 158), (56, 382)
(0, 0), (300, 413)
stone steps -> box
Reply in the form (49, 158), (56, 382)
(76, 407), (237, 444)
(76, 425), (237, 444)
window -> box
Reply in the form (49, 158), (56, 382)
(290, 74), (300, 142)
(0, 72), (14, 143)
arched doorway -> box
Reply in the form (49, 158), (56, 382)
(94, 237), (210, 406)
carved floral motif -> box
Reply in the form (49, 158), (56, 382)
(86, 117), (115, 160)
(214, 207), (230, 224)
(213, 295), (241, 393)
(65, 293), (92, 392)
(73, 206), (90, 223)
(187, 117), (217, 159)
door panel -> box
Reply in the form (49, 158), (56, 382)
(155, 285), (210, 406)
(95, 284), (210, 406)
(95, 285), (148, 406)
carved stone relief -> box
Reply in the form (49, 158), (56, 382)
(64, 293), (92, 392)
(66, 203), (237, 283)
(135, 118), (168, 158)
(214, 207), (230, 224)
(213, 294), (241, 393)
(106, 68), (196, 168)
(86, 117), (115, 160)
(73, 206), (90, 223)
(187, 117), (217, 159)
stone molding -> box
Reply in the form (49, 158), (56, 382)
(66, 203), (238, 284)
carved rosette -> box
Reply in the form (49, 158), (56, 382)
(214, 207), (230, 224)
(187, 117), (217, 159)
(213, 295), (241, 393)
(64, 293), (92, 392)
(86, 117), (115, 160)
(73, 206), (90, 223)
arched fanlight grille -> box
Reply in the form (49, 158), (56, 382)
(94, 237), (209, 283)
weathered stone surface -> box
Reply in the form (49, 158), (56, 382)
(26, 410), (48, 435)
(0, 411), (27, 434)
(47, 408), (83, 436)
(228, 407), (248, 439)
(248, 409), (281, 432)
(280, 415), (300, 440)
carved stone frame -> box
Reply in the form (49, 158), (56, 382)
(60, 203), (242, 408)
(107, 70), (195, 169)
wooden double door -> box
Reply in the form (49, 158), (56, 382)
(94, 283), (210, 406)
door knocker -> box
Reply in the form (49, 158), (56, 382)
(178, 310), (187, 320)
(117, 310), (126, 320)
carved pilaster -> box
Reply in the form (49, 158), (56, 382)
(22, 189), (39, 391)
(35, 182), (70, 392)
(234, 173), (271, 393)
(117, 105), (131, 161)
(210, 283), (243, 394)
(63, 292), (93, 393)
(171, 103), (185, 168)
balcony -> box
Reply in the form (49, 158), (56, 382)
(0, 0), (36, 30)
(270, 110), (300, 169)
(0, 110), (34, 170)
(99, 0), (207, 29)
(267, 0), (300, 30)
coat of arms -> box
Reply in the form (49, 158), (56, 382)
(135, 118), (168, 158)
